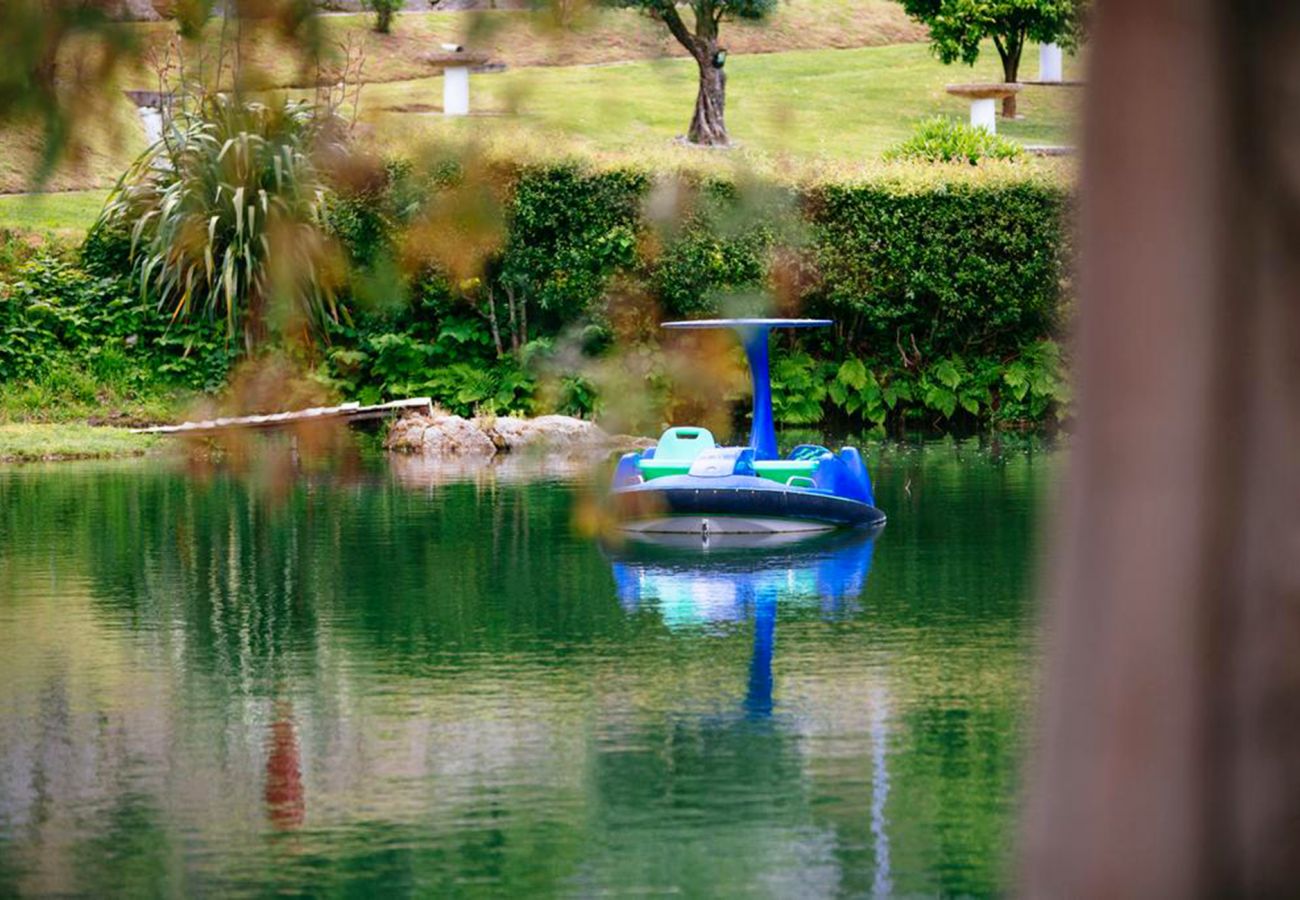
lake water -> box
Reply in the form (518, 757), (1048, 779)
(0, 440), (1054, 897)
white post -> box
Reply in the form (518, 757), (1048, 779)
(139, 106), (163, 145)
(970, 98), (997, 133)
(1039, 43), (1063, 82)
(443, 66), (470, 116)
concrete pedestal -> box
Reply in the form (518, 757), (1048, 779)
(139, 107), (163, 145)
(1039, 43), (1063, 82)
(444, 66), (470, 116)
(970, 97), (997, 133)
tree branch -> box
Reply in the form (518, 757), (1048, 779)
(992, 33), (1009, 69)
(658, 3), (699, 56)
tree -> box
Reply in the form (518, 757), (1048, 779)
(1022, 0), (1300, 894)
(365, 0), (402, 34)
(612, 0), (776, 146)
(898, 1), (1085, 118)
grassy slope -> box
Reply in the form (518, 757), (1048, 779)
(0, 191), (110, 237)
(0, 424), (158, 462)
(0, 39), (1080, 218)
(0, 94), (145, 195)
(366, 41), (1081, 163)
(109, 1), (925, 89)
(0, 1), (921, 193)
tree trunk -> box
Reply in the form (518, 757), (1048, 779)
(688, 45), (728, 146)
(994, 36), (1022, 118)
(1020, 0), (1300, 895)
(658, 6), (729, 147)
(1001, 54), (1020, 117)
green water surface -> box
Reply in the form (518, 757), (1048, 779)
(0, 440), (1053, 897)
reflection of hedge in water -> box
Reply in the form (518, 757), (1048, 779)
(0, 445), (1046, 894)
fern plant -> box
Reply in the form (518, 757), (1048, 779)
(96, 94), (344, 352)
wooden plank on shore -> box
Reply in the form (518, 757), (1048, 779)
(132, 397), (434, 436)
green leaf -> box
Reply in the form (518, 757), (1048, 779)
(924, 383), (957, 418)
(934, 358), (962, 389)
(836, 357), (868, 391)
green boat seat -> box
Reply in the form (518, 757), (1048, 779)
(637, 427), (715, 480)
(754, 459), (822, 485)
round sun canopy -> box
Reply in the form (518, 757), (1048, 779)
(662, 318), (832, 329)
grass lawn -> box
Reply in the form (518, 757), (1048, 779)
(0, 37), (1081, 204)
(0, 0), (920, 192)
(365, 41), (1082, 166)
(0, 423), (159, 462)
(0, 190), (110, 236)
(96, 1), (924, 90)
(0, 93), (145, 194)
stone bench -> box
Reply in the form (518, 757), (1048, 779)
(944, 83), (1023, 133)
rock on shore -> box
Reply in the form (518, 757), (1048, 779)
(385, 411), (647, 458)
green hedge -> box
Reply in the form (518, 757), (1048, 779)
(314, 160), (1071, 430)
(1, 162), (1071, 432)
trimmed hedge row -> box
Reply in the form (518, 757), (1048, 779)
(0, 160), (1071, 433)
(318, 160), (1072, 431)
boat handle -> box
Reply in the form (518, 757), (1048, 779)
(786, 475), (817, 488)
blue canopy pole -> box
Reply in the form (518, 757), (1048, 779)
(661, 318), (832, 462)
(738, 325), (778, 460)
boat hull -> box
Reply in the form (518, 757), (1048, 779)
(612, 477), (886, 533)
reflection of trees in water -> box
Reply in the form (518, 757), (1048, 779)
(0, 446), (1050, 895)
(603, 533), (880, 895)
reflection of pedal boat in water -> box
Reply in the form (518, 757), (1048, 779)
(606, 529), (893, 889)
(609, 527), (879, 718)
(611, 319), (886, 535)
(607, 527), (881, 628)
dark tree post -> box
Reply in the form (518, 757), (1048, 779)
(616, 0), (776, 146)
(991, 31), (1024, 117)
(1021, 0), (1300, 894)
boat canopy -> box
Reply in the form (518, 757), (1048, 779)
(662, 318), (832, 460)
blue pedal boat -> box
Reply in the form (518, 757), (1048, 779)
(611, 319), (886, 534)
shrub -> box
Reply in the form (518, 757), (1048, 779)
(808, 176), (1067, 362)
(95, 94), (344, 352)
(316, 160), (1070, 429)
(73, 154), (1071, 431)
(884, 117), (1026, 165)
(500, 164), (647, 329)
(648, 178), (783, 318)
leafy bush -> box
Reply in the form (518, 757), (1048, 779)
(96, 94), (344, 351)
(500, 164), (647, 328)
(809, 176), (1067, 363)
(649, 179), (781, 318)
(884, 117), (1026, 165)
(0, 249), (235, 421)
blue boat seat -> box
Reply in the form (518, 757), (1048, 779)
(788, 444), (832, 461)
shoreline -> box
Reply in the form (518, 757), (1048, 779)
(0, 423), (161, 464)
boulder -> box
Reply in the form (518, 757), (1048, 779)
(482, 414), (611, 453)
(385, 412), (496, 457)
(385, 410), (647, 460)
(390, 410), (660, 460)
